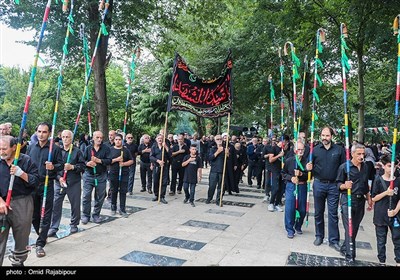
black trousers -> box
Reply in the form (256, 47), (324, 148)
(32, 181), (54, 248)
(153, 166), (168, 199)
(340, 194), (365, 260)
(375, 223), (400, 263)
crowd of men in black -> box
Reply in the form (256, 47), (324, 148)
(1, 121), (400, 266)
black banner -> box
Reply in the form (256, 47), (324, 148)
(167, 52), (233, 118)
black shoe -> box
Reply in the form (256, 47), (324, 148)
(152, 197), (158, 201)
(47, 230), (57, 238)
(257, 185), (261, 189)
(329, 243), (341, 252)
(190, 201), (195, 207)
(148, 189), (153, 194)
(70, 226), (78, 234)
(183, 198), (188, 203)
(313, 237), (323, 246)
(177, 190), (182, 194)
(92, 215), (103, 224)
(160, 198), (168, 204)
(81, 216), (89, 225)
(205, 199), (211, 204)
(345, 258), (355, 266)
(169, 191), (175, 196)
(140, 188), (146, 192)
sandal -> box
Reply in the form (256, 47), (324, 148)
(36, 246), (46, 258)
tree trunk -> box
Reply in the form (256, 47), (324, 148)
(196, 116), (205, 137)
(357, 50), (365, 143)
(88, 0), (113, 136)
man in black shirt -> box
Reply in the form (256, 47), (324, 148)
(306, 127), (345, 251)
(82, 131), (112, 224)
(169, 134), (189, 195)
(27, 122), (64, 258)
(48, 130), (85, 237)
(0, 136), (39, 266)
(138, 134), (152, 193)
(206, 135), (227, 206)
(109, 134), (133, 216)
(150, 134), (171, 204)
(336, 143), (372, 263)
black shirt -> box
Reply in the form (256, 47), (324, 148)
(312, 143), (345, 181)
(371, 176), (400, 226)
(57, 146), (85, 184)
(138, 143), (152, 163)
(171, 144), (189, 166)
(209, 146), (225, 174)
(125, 142), (138, 165)
(109, 146), (133, 180)
(336, 161), (370, 195)
(183, 155), (202, 184)
(150, 145), (171, 167)
(83, 144), (112, 175)
(267, 145), (283, 173)
(27, 141), (64, 183)
(281, 155), (308, 183)
(0, 154), (39, 199)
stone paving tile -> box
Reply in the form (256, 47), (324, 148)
(205, 209), (245, 217)
(182, 220), (229, 231)
(287, 251), (382, 266)
(120, 250), (186, 266)
(150, 236), (206, 251)
(195, 198), (255, 208)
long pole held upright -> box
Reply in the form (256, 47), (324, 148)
(305, 28), (325, 227)
(82, 24), (93, 139)
(38, 0), (75, 232)
(119, 49), (139, 186)
(278, 47), (285, 168)
(5, 0), (52, 208)
(158, 113), (169, 203)
(389, 16), (400, 215)
(268, 75), (275, 138)
(62, 0), (110, 182)
(390, 15), (400, 191)
(219, 113), (231, 207)
(340, 22), (353, 254)
(284, 42), (303, 221)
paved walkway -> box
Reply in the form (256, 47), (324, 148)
(3, 167), (394, 267)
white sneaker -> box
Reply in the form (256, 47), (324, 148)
(263, 196), (268, 203)
(268, 204), (275, 212)
(275, 205), (284, 212)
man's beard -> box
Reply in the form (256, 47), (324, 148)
(322, 139), (331, 145)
